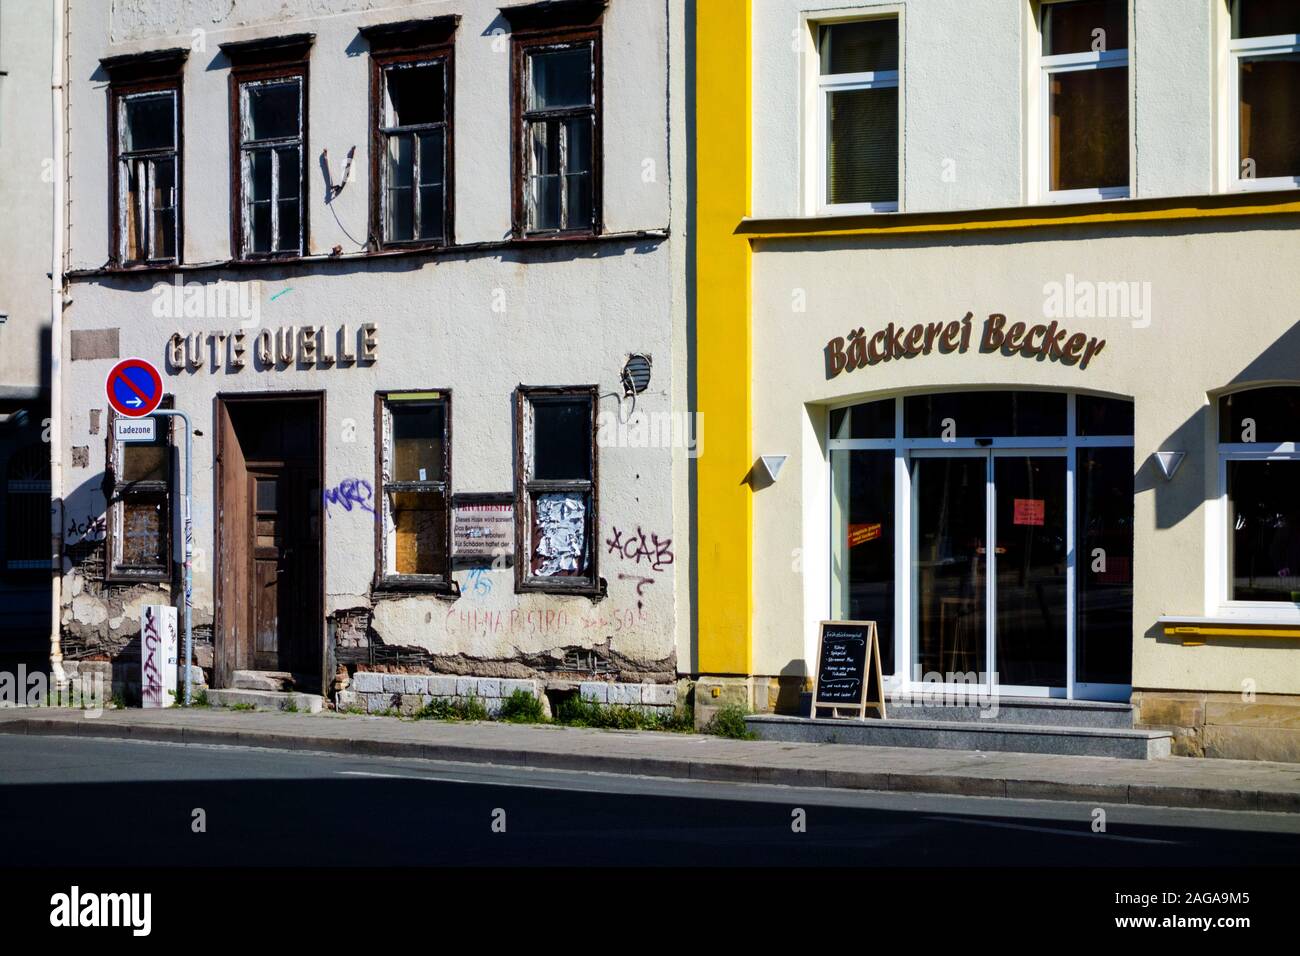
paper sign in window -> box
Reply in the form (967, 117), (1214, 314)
(1013, 498), (1045, 526)
(847, 522), (882, 547)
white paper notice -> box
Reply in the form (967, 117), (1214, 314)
(534, 494), (586, 575)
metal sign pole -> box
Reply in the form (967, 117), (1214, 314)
(150, 410), (193, 706)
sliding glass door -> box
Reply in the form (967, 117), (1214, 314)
(829, 391), (1133, 701)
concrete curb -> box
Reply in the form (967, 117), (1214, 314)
(3, 715), (1297, 812)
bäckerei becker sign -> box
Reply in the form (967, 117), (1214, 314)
(825, 311), (1106, 380)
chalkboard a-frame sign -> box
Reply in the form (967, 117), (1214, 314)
(811, 620), (886, 719)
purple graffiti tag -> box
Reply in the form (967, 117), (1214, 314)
(323, 478), (375, 517)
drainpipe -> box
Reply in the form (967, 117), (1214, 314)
(48, 0), (66, 686)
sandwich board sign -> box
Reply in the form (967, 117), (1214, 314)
(106, 358), (164, 418)
(810, 620), (886, 719)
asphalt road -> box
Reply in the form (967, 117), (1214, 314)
(2, 733), (1299, 867)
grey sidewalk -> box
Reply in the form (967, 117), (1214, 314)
(3, 707), (1300, 813)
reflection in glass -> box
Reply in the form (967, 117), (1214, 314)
(994, 456), (1067, 687)
(1077, 447), (1133, 684)
(913, 457), (986, 680)
(831, 449), (895, 675)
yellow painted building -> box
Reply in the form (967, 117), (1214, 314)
(694, 0), (1300, 761)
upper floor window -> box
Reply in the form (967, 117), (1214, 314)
(817, 18), (899, 212)
(1040, 0), (1130, 201)
(222, 34), (313, 259)
(362, 16), (460, 249)
(506, 21), (599, 237)
(116, 91), (179, 264)
(102, 48), (188, 267)
(1229, 0), (1300, 190)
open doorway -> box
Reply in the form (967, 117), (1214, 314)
(214, 394), (324, 693)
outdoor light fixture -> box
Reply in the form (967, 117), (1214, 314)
(1154, 451), (1185, 481)
(621, 353), (652, 396)
(757, 455), (787, 483)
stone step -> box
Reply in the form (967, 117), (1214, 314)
(205, 688), (323, 714)
(871, 695), (1134, 729)
(746, 714), (1171, 760)
(231, 670), (297, 692)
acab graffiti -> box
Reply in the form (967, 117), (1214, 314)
(605, 526), (674, 573)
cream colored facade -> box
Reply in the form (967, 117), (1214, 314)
(691, 0), (1300, 758)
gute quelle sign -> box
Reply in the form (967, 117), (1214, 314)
(825, 311), (1106, 380)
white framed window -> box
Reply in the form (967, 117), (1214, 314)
(1038, 0), (1130, 202)
(815, 17), (899, 213)
(1212, 387), (1300, 620)
(1228, 0), (1300, 190)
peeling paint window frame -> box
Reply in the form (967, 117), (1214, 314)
(371, 48), (454, 249)
(113, 86), (181, 265)
(374, 390), (455, 593)
(105, 400), (174, 584)
(511, 27), (603, 239)
(514, 386), (602, 596)
(236, 73), (306, 258)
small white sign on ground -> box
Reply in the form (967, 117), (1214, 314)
(141, 605), (178, 708)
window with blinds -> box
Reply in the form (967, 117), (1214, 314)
(818, 19), (899, 210)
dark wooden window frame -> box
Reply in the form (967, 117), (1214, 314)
(507, 4), (605, 240)
(104, 399), (174, 584)
(102, 49), (188, 268)
(363, 17), (459, 251)
(222, 35), (313, 261)
(373, 389), (456, 594)
(513, 385), (603, 596)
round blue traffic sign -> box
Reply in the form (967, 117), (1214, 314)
(105, 358), (164, 418)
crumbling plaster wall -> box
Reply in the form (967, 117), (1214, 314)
(62, 0), (683, 681)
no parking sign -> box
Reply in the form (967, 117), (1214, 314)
(105, 358), (163, 418)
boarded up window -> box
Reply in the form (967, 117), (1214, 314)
(379, 392), (451, 586)
(516, 387), (599, 593)
(108, 403), (173, 581)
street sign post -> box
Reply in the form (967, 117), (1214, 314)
(104, 360), (195, 705)
(105, 358), (163, 418)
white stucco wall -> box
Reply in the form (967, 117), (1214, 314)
(60, 0), (688, 679)
(751, 0), (1225, 217)
(748, 220), (1300, 696)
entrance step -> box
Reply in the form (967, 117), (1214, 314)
(746, 714), (1171, 760)
(880, 695), (1134, 729)
(205, 688), (323, 714)
(231, 670), (298, 692)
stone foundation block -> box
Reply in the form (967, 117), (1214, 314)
(580, 682), (608, 703)
(642, 684), (676, 707)
(352, 672), (384, 693)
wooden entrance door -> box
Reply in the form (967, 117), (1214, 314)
(216, 396), (323, 691)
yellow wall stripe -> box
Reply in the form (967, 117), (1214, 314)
(695, 0), (753, 676)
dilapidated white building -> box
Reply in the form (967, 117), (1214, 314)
(56, 0), (691, 713)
